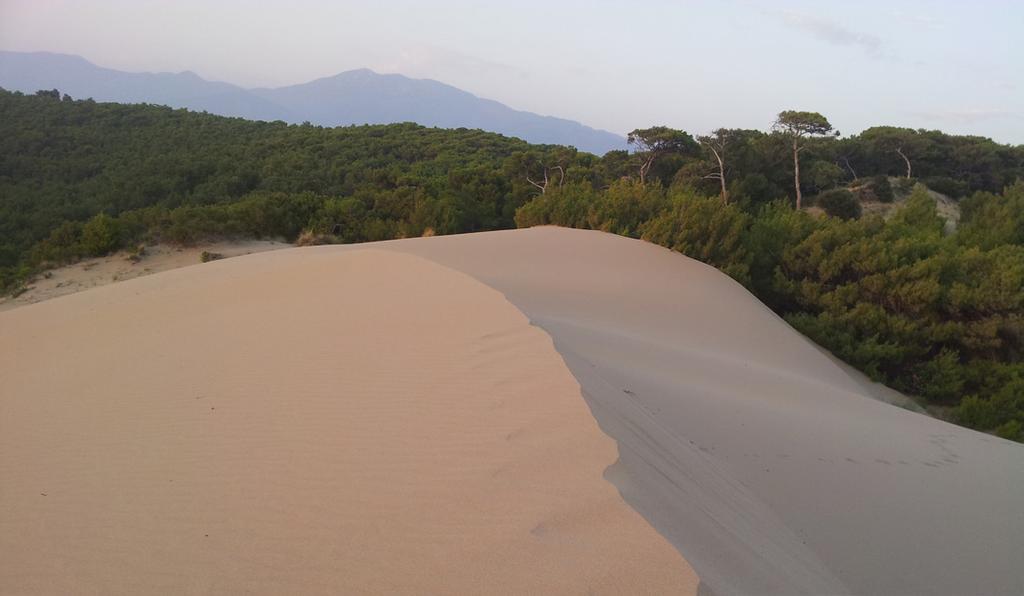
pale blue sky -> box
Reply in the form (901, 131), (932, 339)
(2, 0), (1022, 142)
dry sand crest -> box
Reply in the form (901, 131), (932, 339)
(0, 247), (697, 594)
(4, 226), (1024, 595)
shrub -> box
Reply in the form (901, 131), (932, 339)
(872, 175), (895, 203)
(910, 349), (965, 403)
(295, 230), (337, 246)
(80, 214), (122, 256)
(957, 372), (1024, 441)
(923, 176), (968, 198)
(806, 161), (844, 193)
(514, 183), (597, 230)
(957, 182), (1024, 249)
(891, 185), (944, 234)
(895, 177), (916, 195)
(126, 244), (146, 263)
(816, 189), (862, 220)
(31, 221), (84, 265)
(639, 190), (752, 283)
(588, 179), (668, 237)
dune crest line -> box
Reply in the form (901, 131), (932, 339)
(375, 227), (1024, 596)
(0, 247), (697, 594)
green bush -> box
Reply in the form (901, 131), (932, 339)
(806, 161), (844, 193)
(514, 183), (597, 230)
(957, 182), (1024, 249)
(31, 221), (84, 265)
(895, 177), (916, 195)
(816, 189), (862, 220)
(872, 175), (895, 203)
(80, 214), (122, 256)
(891, 185), (944, 234)
(923, 176), (968, 198)
(588, 179), (669, 237)
(957, 371), (1024, 441)
(639, 190), (751, 283)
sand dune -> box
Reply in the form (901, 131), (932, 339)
(4, 226), (1023, 595)
(0, 247), (697, 594)
(374, 227), (1024, 595)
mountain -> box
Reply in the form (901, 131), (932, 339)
(0, 51), (289, 122)
(0, 51), (626, 154)
(251, 69), (627, 154)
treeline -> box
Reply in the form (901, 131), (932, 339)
(0, 88), (572, 285)
(518, 180), (1024, 439)
(1, 90), (1022, 439)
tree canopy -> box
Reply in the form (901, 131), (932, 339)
(627, 126), (698, 184)
(3, 88), (1023, 441)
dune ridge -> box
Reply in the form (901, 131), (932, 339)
(5, 226), (1024, 595)
(0, 248), (697, 594)
(373, 227), (1024, 596)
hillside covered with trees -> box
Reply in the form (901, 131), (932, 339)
(2, 89), (1022, 439)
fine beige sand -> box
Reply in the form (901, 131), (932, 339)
(0, 248), (698, 594)
(5, 226), (1024, 596)
(372, 227), (1024, 596)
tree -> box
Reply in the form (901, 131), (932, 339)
(698, 128), (736, 204)
(627, 126), (697, 185)
(834, 137), (864, 181)
(507, 147), (579, 195)
(805, 160), (843, 193)
(860, 127), (925, 179)
(772, 111), (838, 209)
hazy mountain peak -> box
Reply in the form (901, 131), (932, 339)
(0, 50), (626, 154)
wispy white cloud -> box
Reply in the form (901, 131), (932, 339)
(771, 10), (882, 56)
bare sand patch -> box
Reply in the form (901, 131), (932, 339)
(0, 240), (287, 312)
(0, 247), (697, 595)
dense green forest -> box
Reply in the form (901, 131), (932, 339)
(0, 88), (563, 277)
(2, 89), (1022, 439)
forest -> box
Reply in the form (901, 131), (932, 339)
(1, 89), (1022, 439)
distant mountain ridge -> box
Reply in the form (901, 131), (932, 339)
(0, 51), (626, 154)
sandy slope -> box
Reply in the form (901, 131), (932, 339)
(371, 227), (1024, 596)
(0, 248), (697, 594)
(5, 226), (1023, 595)
(0, 240), (287, 312)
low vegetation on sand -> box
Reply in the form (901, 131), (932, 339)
(1, 90), (1021, 439)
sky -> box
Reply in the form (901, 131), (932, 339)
(1, 0), (1022, 143)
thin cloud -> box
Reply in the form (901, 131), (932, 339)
(773, 10), (882, 56)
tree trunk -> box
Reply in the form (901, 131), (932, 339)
(896, 147), (912, 179)
(793, 140), (802, 209)
(842, 156), (858, 180)
(710, 146), (728, 204)
(526, 168), (549, 194)
(639, 155), (654, 185)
